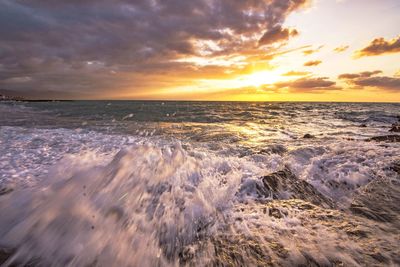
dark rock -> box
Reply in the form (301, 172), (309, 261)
(367, 135), (400, 143)
(211, 235), (273, 266)
(186, 197), (400, 266)
(267, 206), (289, 218)
(303, 134), (315, 139)
(390, 161), (400, 174)
(345, 227), (369, 238)
(368, 252), (389, 264)
(259, 144), (287, 155)
(349, 204), (395, 223)
(0, 249), (41, 267)
(324, 179), (355, 193)
(389, 124), (400, 132)
(179, 246), (195, 263)
(350, 176), (400, 225)
(238, 168), (335, 208)
(0, 187), (13, 196)
(0, 248), (13, 265)
(360, 124), (367, 128)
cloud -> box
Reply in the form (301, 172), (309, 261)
(303, 60), (322, 67)
(2, 76), (32, 83)
(338, 70), (382, 80)
(282, 71), (311, 77)
(302, 45), (324, 55)
(273, 77), (340, 92)
(338, 70), (400, 91)
(353, 77), (400, 91)
(355, 35), (400, 58)
(333, 45), (349, 53)
(0, 0), (311, 99)
(259, 25), (299, 46)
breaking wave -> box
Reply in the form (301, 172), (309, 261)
(0, 102), (400, 266)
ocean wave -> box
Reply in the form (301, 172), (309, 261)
(0, 129), (399, 265)
(1, 102), (400, 266)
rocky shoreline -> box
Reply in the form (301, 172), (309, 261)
(1, 161), (399, 266)
(0, 109), (399, 266)
(196, 162), (400, 266)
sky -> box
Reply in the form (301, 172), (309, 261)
(0, 0), (399, 101)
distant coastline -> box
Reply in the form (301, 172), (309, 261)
(0, 94), (25, 101)
(0, 94), (399, 104)
(0, 94), (73, 102)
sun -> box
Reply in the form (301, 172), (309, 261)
(236, 70), (283, 88)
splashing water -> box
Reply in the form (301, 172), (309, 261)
(0, 142), (253, 266)
(0, 101), (399, 266)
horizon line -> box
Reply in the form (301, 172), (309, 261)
(5, 99), (400, 104)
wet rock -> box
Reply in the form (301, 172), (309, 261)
(209, 199), (399, 267)
(350, 204), (395, 223)
(0, 187), (13, 196)
(211, 235), (273, 266)
(268, 207), (288, 219)
(390, 161), (400, 174)
(181, 197), (400, 267)
(350, 176), (400, 225)
(345, 227), (369, 238)
(262, 168), (335, 208)
(259, 144), (287, 155)
(0, 248), (12, 265)
(389, 123), (400, 132)
(303, 134), (315, 139)
(324, 179), (355, 195)
(368, 251), (390, 264)
(178, 245), (196, 264)
(237, 168), (335, 208)
(0, 248), (32, 266)
(367, 135), (400, 142)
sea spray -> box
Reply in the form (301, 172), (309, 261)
(0, 143), (247, 266)
(1, 102), (400, 266)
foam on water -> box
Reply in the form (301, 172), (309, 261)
(1, 102), (400, 266)
(286, 141), (400, 205)
(0, 132), (268, 266)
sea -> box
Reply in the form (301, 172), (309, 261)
(0, 101), (399, 266)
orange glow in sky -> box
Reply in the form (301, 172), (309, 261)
(1, 0), (399, 101)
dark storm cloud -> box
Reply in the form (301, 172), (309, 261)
(273, 77), (339, 92)
(303, 60), (322, 67)
(338, 70), (400, 91)
(355, 35), (400, 58)
(0, 0), (310, 99)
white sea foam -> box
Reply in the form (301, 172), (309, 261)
(286, 141), (400, 205)
(0, 126), (399, 265)
(0, 130), (268, 266)
(1, 101), (399, 266)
